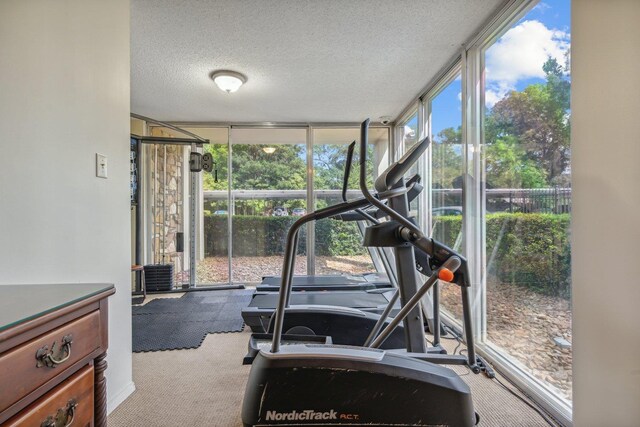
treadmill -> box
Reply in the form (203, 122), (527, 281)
(242, 143), (426, 332)
(242, 288), (399, 332)
(253, 144), (424, 293)
(255, 272), (391, 292)
(241, 136), (454, 363)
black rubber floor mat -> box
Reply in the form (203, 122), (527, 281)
(132, 296), (145, 305)
(132, 289), (253, 352)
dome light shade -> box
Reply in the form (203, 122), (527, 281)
(210, 70), (247, 93)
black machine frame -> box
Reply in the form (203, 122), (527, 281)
(268, 119), (479, 369)
(242, 119), (484, 427)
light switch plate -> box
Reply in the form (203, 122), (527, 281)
(96, 153), (108, 178)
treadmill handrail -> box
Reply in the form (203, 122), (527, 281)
(271, 197), (375, 352)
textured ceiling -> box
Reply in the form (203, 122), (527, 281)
(131, 0), (503, 123)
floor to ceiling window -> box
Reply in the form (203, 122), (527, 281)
(311, 127), (390, 276)
(230, 128), (308, 284)
(396, 112), (420, 220)
(480, 0), (572, 402)
(394, 0), (572, 418)
(185, 127), (230, 285)
(144, 125), (392, 286)
(426, 70), (464, 322)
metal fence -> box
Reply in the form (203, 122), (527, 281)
(203, 187), (572, 215)
(485, 188), (571, 214)
(432, 187), (571, 214)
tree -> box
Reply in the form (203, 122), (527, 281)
(202, 143), (307, 214)
(432, 126), (463, 189)
(203, 144), (229, 191)
(313, 144), (351, 190)
(485, 135), (547, 188)
(313, 143), (375, 191)
(543, 56), (571, 113)
(485, 56), (571, 187)
(233, 144), (306, 190)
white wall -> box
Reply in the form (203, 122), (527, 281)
(572, 1), (640, 426)
(0, 0), (133, 412)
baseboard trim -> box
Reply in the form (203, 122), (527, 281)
(107, 381), (136, 414)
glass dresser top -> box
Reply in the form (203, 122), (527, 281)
(0, 283), (114, 332)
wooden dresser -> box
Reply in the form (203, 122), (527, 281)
(0, 284), (115, 427)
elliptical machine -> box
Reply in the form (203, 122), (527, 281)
(241, 119), (480, 427)
(241, 141), (434, 358)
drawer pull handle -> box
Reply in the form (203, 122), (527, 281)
(40, 399), (77, 427)
(35, 334), (73, 368)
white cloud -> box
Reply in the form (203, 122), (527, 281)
(403, 125), (416, 139)
(533, 2), (551, 13)
(485, 88), (504, 108)
(484, 20), (570, 107)
(484, 80), (516, 108)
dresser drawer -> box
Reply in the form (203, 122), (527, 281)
(0, 311), (101, 412)
(3, 364), (94, 427)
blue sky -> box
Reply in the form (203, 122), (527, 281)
(425, 0), (571, 140)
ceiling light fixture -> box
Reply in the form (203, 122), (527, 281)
(210, 70), (247, 93)
(262, 147), (276, 154)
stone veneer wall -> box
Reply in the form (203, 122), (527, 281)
(148, 128), (186, 277)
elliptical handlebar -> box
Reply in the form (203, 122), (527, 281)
(373, 128), (431, 193)
(359, 119), (470, 287)
(341, 141), (379, 224)
(359, 118), (478, 369)
(341, 141), (356, 203)
(359, 119), (434, 253)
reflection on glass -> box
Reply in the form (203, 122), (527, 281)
(230, 128), (308, 283)
(482, 0), (572, 401)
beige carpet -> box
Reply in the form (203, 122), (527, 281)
(108, 327), (558, 427)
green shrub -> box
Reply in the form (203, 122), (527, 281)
(432, 215), (462, 248)
(318, 221), (368, 256)
(203, 215), (366, 257)
(434, 213), (571, 298)
(205, 212), (571, 298)
(485, 213), (571, 298)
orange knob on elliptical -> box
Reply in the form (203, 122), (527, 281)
(438, 268), (455, 283)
